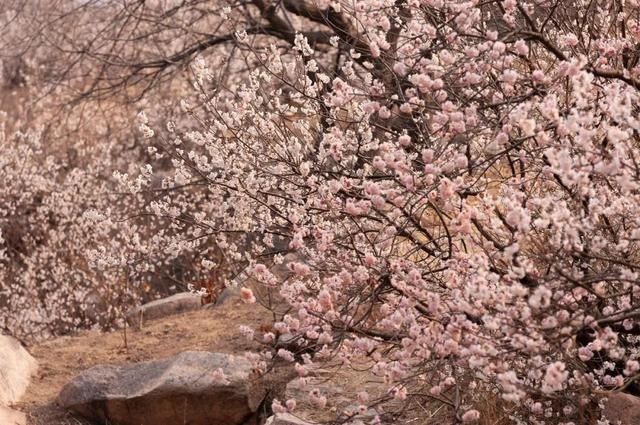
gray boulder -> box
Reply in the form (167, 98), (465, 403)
(58, 351), (265, 425)
(603, 392), (640, 425)
(265, 412), (313, 425)
(215, 286), (241, 306)
(339, 404), (379, 424)
(0, 334), (38, 406)
(126, 292), (202, 328)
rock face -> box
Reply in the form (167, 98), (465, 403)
(265, 412), (313, 425)
(214, 286), (240, 306)
(0, 405), (27, 425)
(603, 392), (640, 425)
(58, 351), (264, 425)
(126, 292), (202, 328)
(0, 334), (38, 406)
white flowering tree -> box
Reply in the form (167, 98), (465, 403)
(0, 0), (220, 338)
(4, 0), (640, 423)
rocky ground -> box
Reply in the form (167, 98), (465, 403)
(10, 289), (446, 425)
(5, 289), (639, 425)
(18, 295), (272, 425)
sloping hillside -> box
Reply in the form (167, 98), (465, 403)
(18, 297), (272, 425)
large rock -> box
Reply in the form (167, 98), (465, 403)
(0, 334), (38, 406)
(58, 351), (264, 425)
(0, 406), (26, 425)
(603, 392), (640, 425)
(126, 292), (202, 328)
(214, 286), (241, 306)
(265, 413), (313, 425)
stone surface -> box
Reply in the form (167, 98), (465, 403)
(265, 412), (313, 425)
(58, 351), (264, 425)
(126, 292), (202, 328)
(0, 334), (38, 405)
(603, 392), (640, 425)
(82, 290), (108, 326)
(340, 404), (379, 424)
(275, 333), (298, 349)
(215, 286), (241, 306)
(0, 406), (27, 425)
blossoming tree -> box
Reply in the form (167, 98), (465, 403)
(5, 0), (640, 423)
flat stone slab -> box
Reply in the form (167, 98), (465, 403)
(265, 412), (314, 425)
(126, 292), (202, 328)
(58, 351), (262, 425)
(0, 406), (27, 425)
(603, 392), (640, 425)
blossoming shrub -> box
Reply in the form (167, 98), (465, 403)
(105, 1), (640, 423)
(0, 121), (129, 338)
(0, 0), (228, 338)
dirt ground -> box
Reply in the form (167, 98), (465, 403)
(13, 293), (516, 425)
(17, 296), (273, 425)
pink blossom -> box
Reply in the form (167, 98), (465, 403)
(309, 389), (327, 408)
(212, 368), (230, 385)
(318, 290), (333, 311)
(462, 410), (480, 423)
(542, 362), (568, 393)
(272, 399), (288, 414)
(398, 135), (411, 147)
(514, 39), (529, 55)
(295, 363), (309, 377)
(288, 262), (311, 277)
(393, 386), (407, 400)
(578, 347), (594, 361)
(240, 287), (256, 304)
(277, 348), (295, 362)
(378, 107), (391, 119)
(624, 360), (640, 376)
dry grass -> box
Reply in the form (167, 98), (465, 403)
(477, 393), (515, 425)
(17, 296), (272, 425)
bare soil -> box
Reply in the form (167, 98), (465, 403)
(17, 297), (273, 425)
